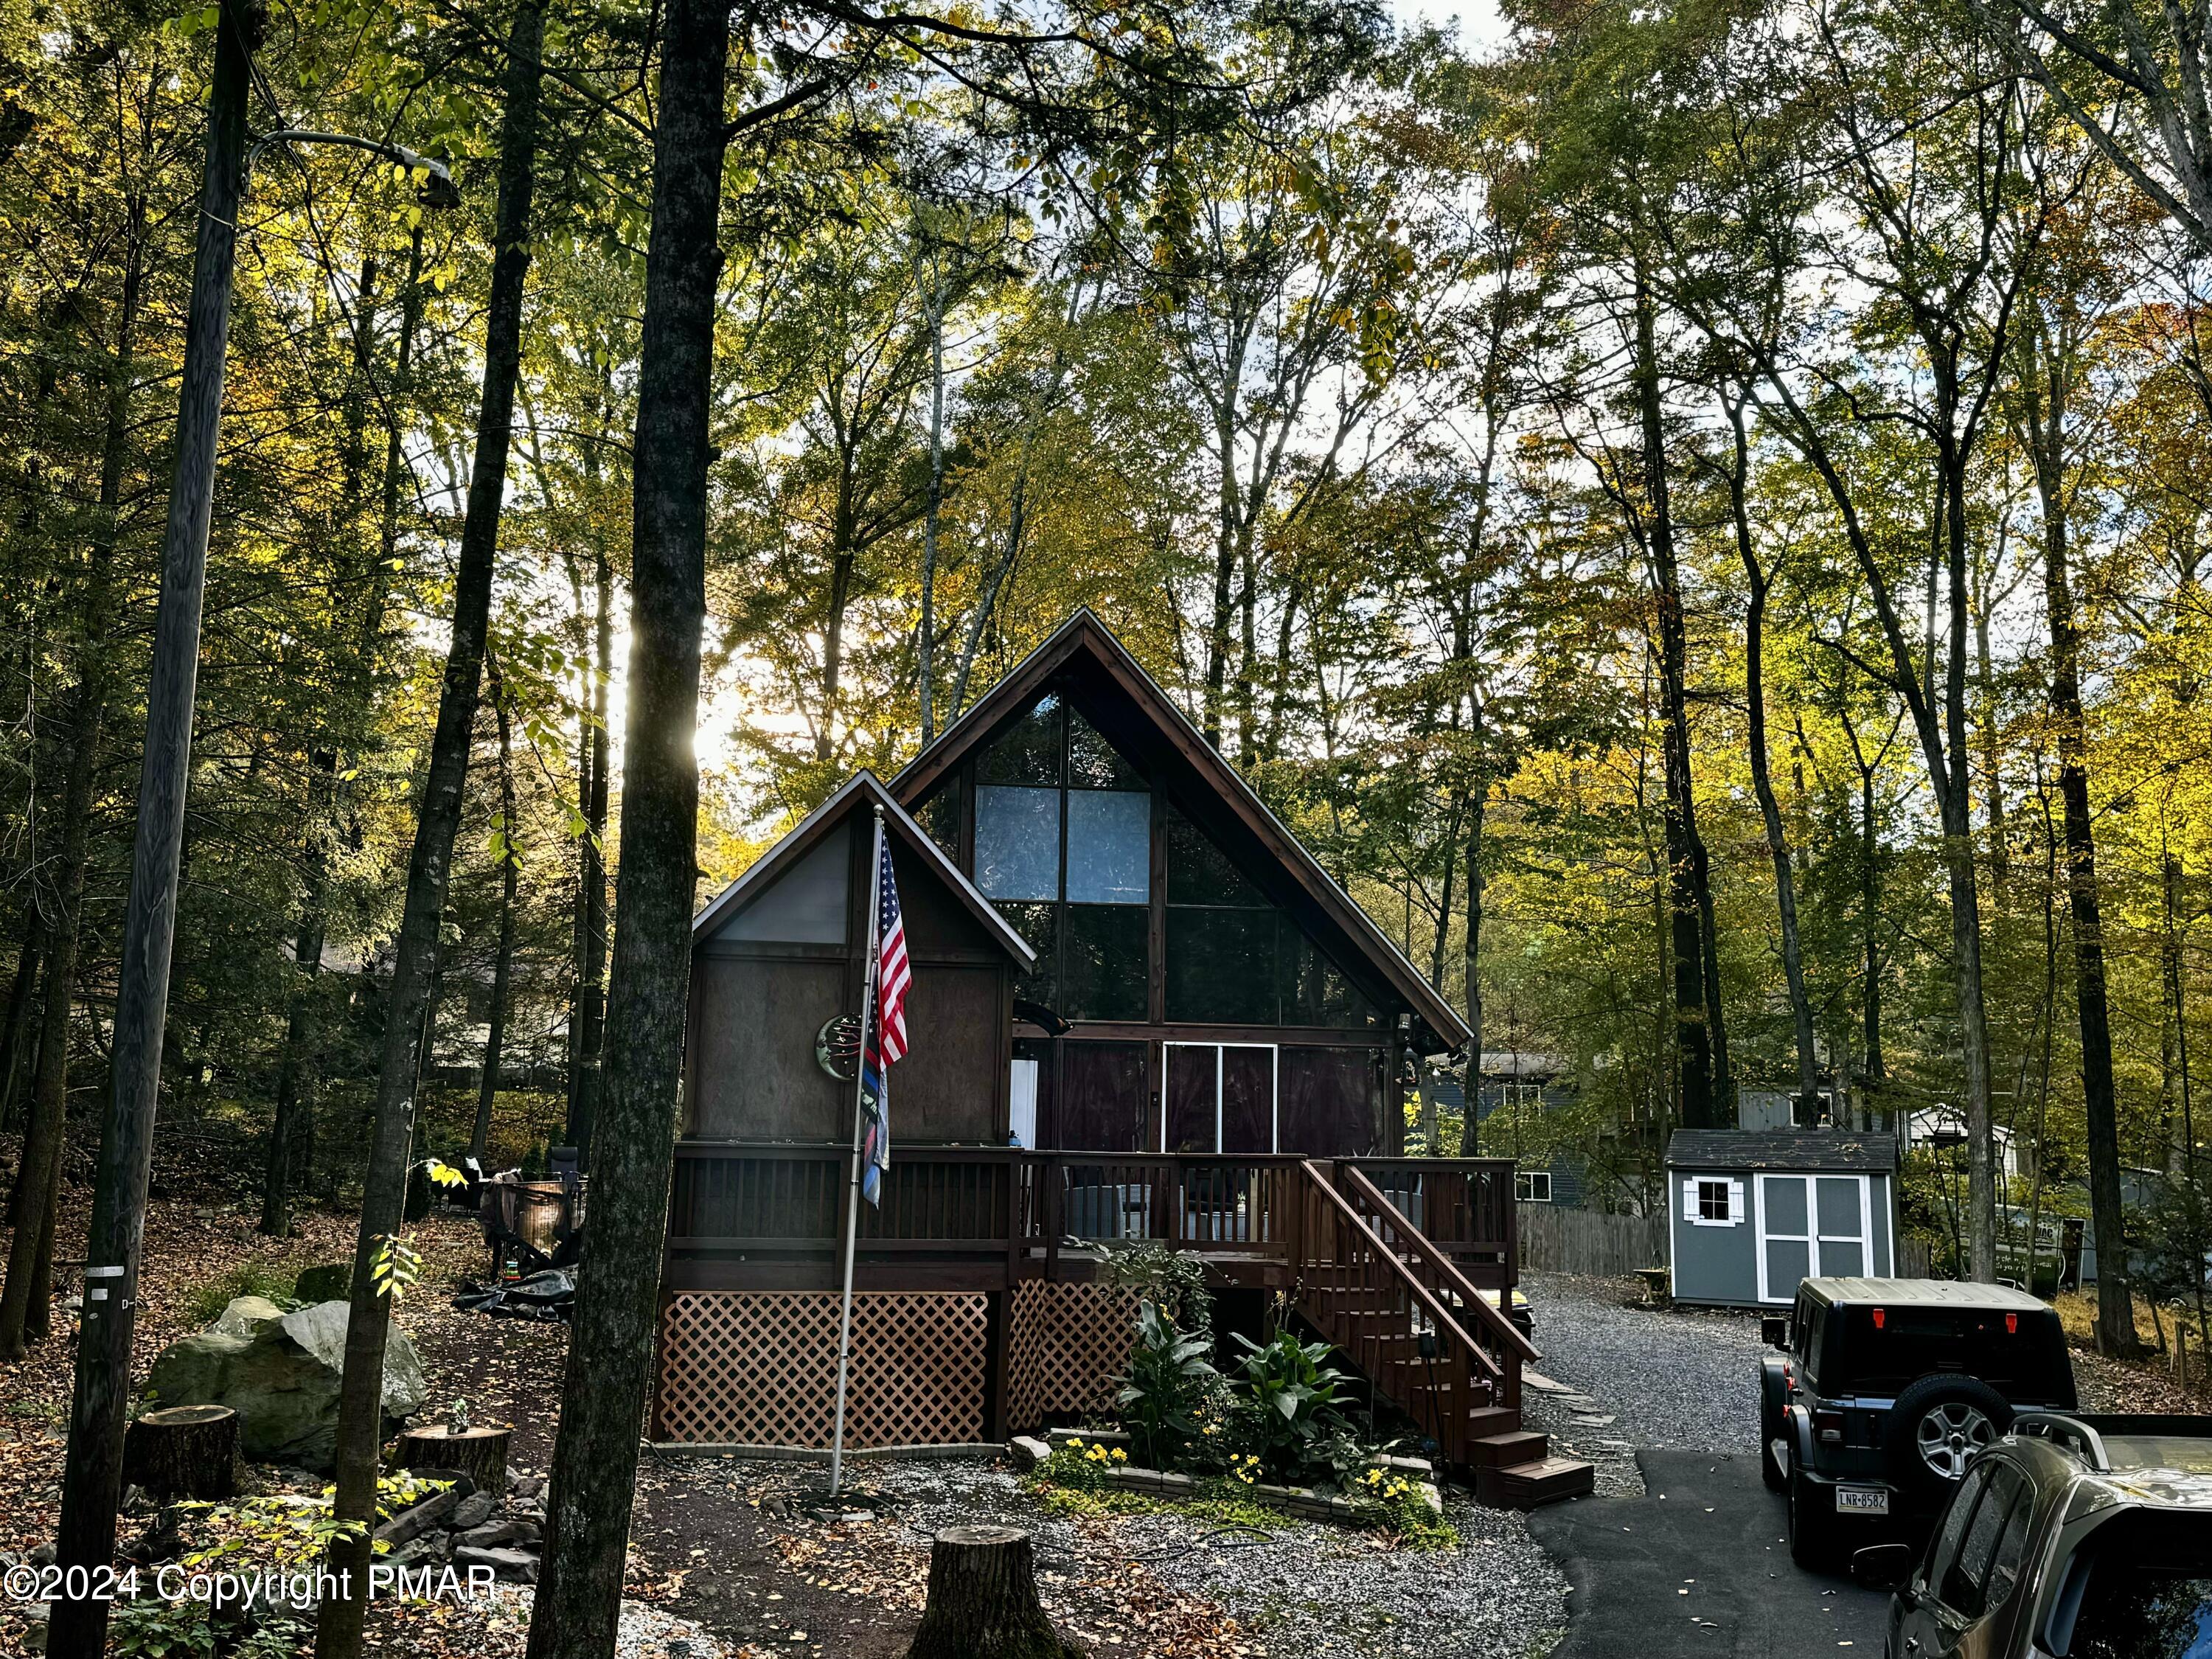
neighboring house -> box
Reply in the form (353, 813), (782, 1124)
(1666, 1129), (1902, 1307)
(1469, 1052), (1585, 1207)
(1901, 1104), (2024, 1180)
(649, 612), (1592, 1503)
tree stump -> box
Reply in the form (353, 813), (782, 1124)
(905, 1526), (1083, 1659)
(122, 1405), (239, 1500)
(391, 1425), (510, 1494)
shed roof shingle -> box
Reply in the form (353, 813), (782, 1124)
(1665, 1130), (1899, 1172)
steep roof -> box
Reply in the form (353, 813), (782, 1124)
(1666, 1130), (1899, 1172)
(692, 770), (1037, 967)
(891, 610), (1472, 1052)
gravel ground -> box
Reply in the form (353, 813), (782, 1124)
(1518, 1273), (1770, 1496)
(635, 1453), (1569, 1659)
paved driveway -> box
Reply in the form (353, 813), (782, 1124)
(1526, 1449), (1891, 1659)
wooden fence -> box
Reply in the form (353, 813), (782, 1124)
(1515, 1203), (1669, 1277)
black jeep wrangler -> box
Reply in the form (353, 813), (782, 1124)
(1759, 1277), (2077, 1568)
(1851, 1412), (2212, 1659)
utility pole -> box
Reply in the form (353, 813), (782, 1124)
(44, 9), (452, 1646)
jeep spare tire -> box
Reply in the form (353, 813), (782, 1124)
(1885, 1373), (2011, 1496)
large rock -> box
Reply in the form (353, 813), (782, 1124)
(143, 1298), (427, 1472)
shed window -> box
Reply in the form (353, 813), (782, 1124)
(1685, 1175), (1744, 1226)
(1516, 1169), (1552, 1203)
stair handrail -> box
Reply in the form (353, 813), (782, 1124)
(1295, 1161), (1501, 1385)
(1336, 1163), (1543, 1368)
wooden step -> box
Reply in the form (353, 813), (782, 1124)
(1468, 1429), (1547, 1468)
(1475, 1456), (1596, 1510)
(1464, 1405), (1520, 1439)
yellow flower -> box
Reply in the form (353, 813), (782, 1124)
(1110, 1448), (1128, 1462)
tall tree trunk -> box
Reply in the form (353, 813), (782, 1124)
(46, 9), (259, 1644)
(264, 236), (423, 1237)
(526, 1), (723, 1649)
(0, 917), (43, 1135)
(0, 199), (145, 1356)
(916, 232), (945, 742)
(2021, 338), (2140, 1353)
(1461, 785), (1485, 1156)
(473, 664), (520, 1162)
(2167, 847), (2196, 1175)
(1633, 279), (1725, 1128)
(1722, 398), (1819, 1120)
(316, 11), (543, 1654)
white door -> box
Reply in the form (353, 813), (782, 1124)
(1754, 1172), (1878, 1304)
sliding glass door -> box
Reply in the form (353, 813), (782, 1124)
(1161, 1043), (1278, 1153)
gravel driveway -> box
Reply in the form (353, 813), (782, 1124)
(1518, 1273), (1771, 1495)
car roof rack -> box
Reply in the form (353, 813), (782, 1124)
(2013, 1411), (2111, 1471)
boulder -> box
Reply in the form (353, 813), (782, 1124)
(456, 1519), (540, 1550)
(143, 1298), (427, 1472)
(448, 1492), (495, 1531)
(374, 1488), (459, 1548)
(453, 1545), (537, 1583)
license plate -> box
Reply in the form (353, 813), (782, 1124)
(1836, 1486), (1891, 1514)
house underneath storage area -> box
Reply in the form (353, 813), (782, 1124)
(1666, 1129), (1901, 1307)
(654, 611), (1593, 1507)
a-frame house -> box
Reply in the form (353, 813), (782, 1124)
(653, 612), (1591, 1508)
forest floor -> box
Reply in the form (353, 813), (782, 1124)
(4, 1138), (2208, 1659)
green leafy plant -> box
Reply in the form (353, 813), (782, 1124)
(1349, 1464), (1458, 1551)
(367, 1233), (424, 1303)
(1228, 1327), (1359, 1485)
(108, 1596), (219, 1658)
(1113, 1299), (1220, 1468)
(182, 1261), (302, 1326)
(1104, 1240), (1214, 1335)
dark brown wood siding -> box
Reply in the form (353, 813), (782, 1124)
(686, 953), (847, 1138)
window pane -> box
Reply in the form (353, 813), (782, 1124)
(914, 783), (961, 858)
(1164, 1046), (1216, 1152)
(978, 694), (1062, 786)
(1279, 928), (1380, 1027)
(994, 900), (1057, 1009)
(1057, 1040), (1148, 1152)
(1066, 790), (1150, 903)
(1062, 904), (1148, 1021)
(975, 786), (1060, 900)
(1166, 805), (1265, 906)
(1166, 907), (1278, 1023)
(1221, 1046), (1275, 1152)
(1068, 706), (1144, 790)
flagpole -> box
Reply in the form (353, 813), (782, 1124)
(830, 805), (886, 1499)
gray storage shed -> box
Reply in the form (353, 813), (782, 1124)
(1666, 1130), (1900, 1307)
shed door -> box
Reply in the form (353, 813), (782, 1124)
(1755, 1172), (1876, 1304)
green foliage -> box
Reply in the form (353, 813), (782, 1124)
(184, 1262), (303, 1326)
(108, 1596), (219, 1659)
(1113, 1300), (1222, 1469)
(1226, 1328), (1360, 1486)
(1103, 1242), (1214, 1336)
(1349, 1465), (1458, 1551)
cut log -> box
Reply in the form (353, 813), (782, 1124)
(390, 1425), (510, 1494)
(905, 1526), (1082, 1659)
(123, 1405), (239, 1500)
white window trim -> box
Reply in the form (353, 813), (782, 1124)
(1753, 1172), (1883, 1304)
(1683, 1175), (1744, 1228)
(1161, 1042), (1279, 1153)
(1517, 1169), (1553, 1203)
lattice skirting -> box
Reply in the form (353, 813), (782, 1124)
(1006, 1280), (1141, 1434)
(655, 1290), (988, 1447)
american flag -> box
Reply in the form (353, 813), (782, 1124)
(860, 837), (910, 1205)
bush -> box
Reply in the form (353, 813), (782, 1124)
(181, 1261), (301, 1326)
(1227, 1327), (1360, 1486)
(1114, 1299), (1220, 1468)
(1104, 1241), (1213, 1335)
(1350, 1466), (1459, 1551)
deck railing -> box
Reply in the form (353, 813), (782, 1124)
(667, 1141), (1515, 1279)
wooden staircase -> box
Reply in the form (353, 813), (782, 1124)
(1289, 1160), (1594, 1510)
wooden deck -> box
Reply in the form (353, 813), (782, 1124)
(664, 1141), (1518, 1297)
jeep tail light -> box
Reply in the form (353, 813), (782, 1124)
(1815, 1408), (1846, 1444)
(1872, 1307), (1885, 1330)
(2006, 1313), (2018, 1334)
